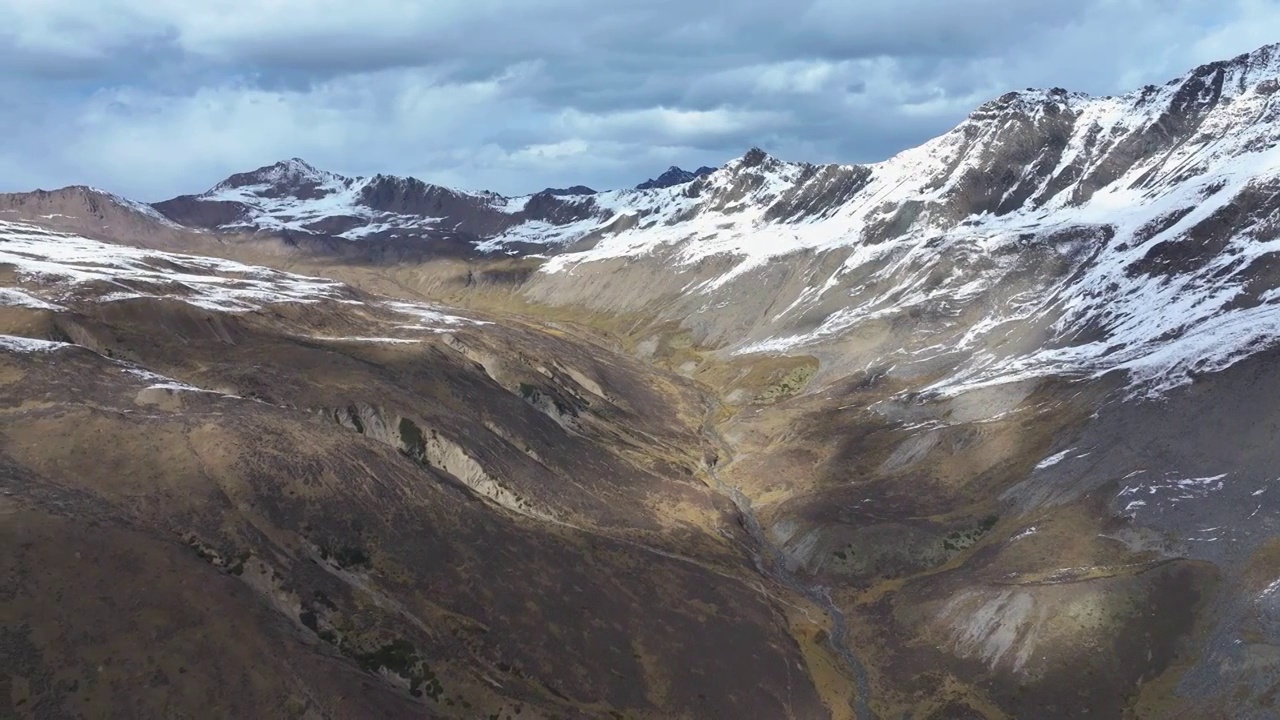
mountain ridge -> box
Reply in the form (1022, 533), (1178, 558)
(10, 41), (1280, 400)
(140, 43), (1280, 258)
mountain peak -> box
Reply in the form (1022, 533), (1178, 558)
(260, 158), (330, 183)
(209, 158), (337, 195)
(539, 185), (597, 197)
(279, 157), (316, 170)
(635, 165), (715, 190)
(1178, 42), (1280, 96)
(740, 147), (771, 167)
(1221, 41), (1280, 72)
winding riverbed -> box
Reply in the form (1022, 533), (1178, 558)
(702, 411), (874, 719)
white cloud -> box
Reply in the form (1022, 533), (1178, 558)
(1190, 0), (1280, 66)
(55, 68), (533, 197)
(508, 140), (592, 163)
(555, 106), (788, 143)
(0, 0), (1274, 199)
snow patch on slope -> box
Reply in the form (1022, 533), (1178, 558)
(0, 221), (489, 346)
(0, 287), (63, 310)
(0, 220), (358, 312)
(385, 301), (490, 330)
(0, 334), (71, 353)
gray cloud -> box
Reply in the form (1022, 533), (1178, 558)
(0, 0), (1275, 199)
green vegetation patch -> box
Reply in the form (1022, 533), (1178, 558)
(942, 515), (999, 554)
(758, 363), (818, 402)
(316, 541), (371, 569)
(185, 535), (251, 576)
(353, 639), (444, 701)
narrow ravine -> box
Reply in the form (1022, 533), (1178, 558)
(702, 414), (874, 720)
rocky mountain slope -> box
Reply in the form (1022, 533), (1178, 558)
(0, 219), (838, 718)
(4, 42), (1280, 719)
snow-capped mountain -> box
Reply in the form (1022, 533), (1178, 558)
(74, 42), (1280, 400)
(508, 43), (1280, 400)
(153, 156), (633, 245)
(154, 158), (487, 241)
(155, 44), (1280, 262)
(55, 42), (1280, 402)
(501, 43), (1280, 264)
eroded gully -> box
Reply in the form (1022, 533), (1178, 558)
(701, 413), (874, 720)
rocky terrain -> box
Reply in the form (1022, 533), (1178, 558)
(4, 43), (1280, 719)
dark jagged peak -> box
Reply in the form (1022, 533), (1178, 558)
(635, 166), (715, 190)
(710, 148), (782, 185)
(359, 174), (469, 215)
(520, 190), (601, 226)
(538, 185), (597, 196)
(1198, 42), (1280, 86)
(363, 173), (503, 203)
(356, 173), (515, 237)
(739, 147), (772, 168)
(1157, 42), (1280, 116)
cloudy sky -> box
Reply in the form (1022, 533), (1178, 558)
(2, 0), (1277, 200)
